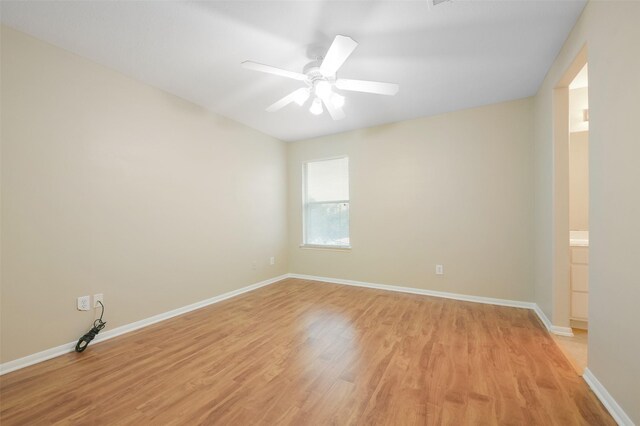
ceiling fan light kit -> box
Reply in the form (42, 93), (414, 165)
(242, 35), (399, 120)
(309, 97), (324, 115)
(331, 93), (345, 109)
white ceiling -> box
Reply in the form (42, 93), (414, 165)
(1, 0), (586, 142)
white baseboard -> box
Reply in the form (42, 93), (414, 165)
(0, 341), (78, 377)
(0, 274), (288, 376)
(549, 325), (574, 337)
(583, 368), (634, 426)
(531, 304), (574, 337)
(532, 304), (553, 329)
(291, 273), (576, 338)
(288, 273), (536, 309)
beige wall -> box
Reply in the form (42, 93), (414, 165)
(533, 1), (640, 422)
(0, 27), (288, 363)
(569, 131), (589, 231)
(288, 98), (534, 302)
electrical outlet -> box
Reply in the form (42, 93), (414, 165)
(93, 293), (104, 308)
(77, 296), (91, 311)
(436, 264), (444, 275)
(269, 256), (275, 265)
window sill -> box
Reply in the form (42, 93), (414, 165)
(299, 244), (352, 251)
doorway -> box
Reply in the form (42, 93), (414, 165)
(551, 46), (589, 374)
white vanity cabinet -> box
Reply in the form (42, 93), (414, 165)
(570, 246), (589, 321)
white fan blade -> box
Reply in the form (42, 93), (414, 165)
(335, 78), (399, 96)
(319, 93), (346, 121)
(319, 35), (358, 77)
(242, 61), (307, 81)
(266, 88), (309, 112)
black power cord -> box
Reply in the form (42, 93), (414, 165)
(75, 301), (107, 353)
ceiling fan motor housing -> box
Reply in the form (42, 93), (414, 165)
(303, 60), (335, 87)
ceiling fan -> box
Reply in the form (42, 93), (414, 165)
(242, 35), (399, 120)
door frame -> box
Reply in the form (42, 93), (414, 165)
(551, 45), (588, 333)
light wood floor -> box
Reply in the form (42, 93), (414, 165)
(553, 329), (588, 375)
(0, 278), (613, 425)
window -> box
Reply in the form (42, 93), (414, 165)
(303, 157), (350, 248)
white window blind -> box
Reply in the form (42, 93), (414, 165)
(303, 157), (350, 247)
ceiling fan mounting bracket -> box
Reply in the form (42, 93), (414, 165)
(302, 60), (322, 75)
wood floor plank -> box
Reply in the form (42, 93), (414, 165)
(0, 278), (614, 425)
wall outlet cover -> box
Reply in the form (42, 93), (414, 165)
(77, 296), (91, 311)
(93, 293), (104, 308)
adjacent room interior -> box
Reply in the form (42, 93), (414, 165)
(553, 62), (590, 374)
(1, 1), (638, 425)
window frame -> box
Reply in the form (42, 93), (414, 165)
(301, 155), (351, 250)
